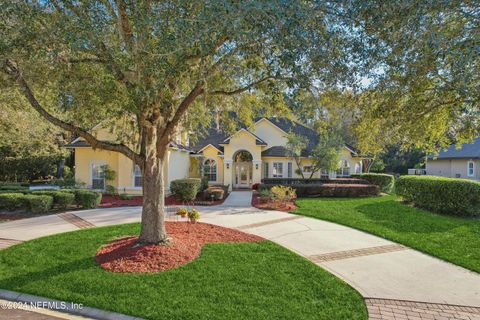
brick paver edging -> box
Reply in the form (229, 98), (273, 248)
(57, 212), (95, 229)
(236, 216), (303, 230)
(366, 297), (480, 320)
(0, 289), (145, 320)
(309, 244), (407, 262)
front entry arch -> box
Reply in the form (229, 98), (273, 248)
(233, 150), (253, 189)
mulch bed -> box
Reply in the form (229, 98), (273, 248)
(99, 195), (143, 208)
(251, 192), (298, 212)
(95, 222), (264, 273)
(0, 212), (39, 221)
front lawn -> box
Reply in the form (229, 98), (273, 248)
(0, 223), (366, 320)
(294, 195), (480, 273)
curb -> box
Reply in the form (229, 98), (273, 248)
(0, 289), (145, 320)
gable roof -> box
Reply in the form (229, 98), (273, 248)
(221, 128), (267, 146)
(428, 138), (480, 160)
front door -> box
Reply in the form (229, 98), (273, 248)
(235, 162), (251, 188)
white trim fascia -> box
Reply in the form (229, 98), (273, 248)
(221, 128), (267, 144)
(198, 144), (224, 154)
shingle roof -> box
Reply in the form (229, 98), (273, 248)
(428, 138), (480, 159)
(189, 127), (227, 152)
(261, 146), (290, 157)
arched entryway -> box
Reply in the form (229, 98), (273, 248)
(233, 150), (253, 188)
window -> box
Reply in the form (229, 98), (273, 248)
(320, 168), (329, 178)
(203, 159), (217, 182)
(287, 162), (293, 178)
(355, 161), (362, 174)
(272, 162), (283, 178)
(264, 162), (269, 178)
(133, 165), (142, 187)
(468, 161), (475, 177)
(91, 163), (105, 190)
(337, 160), (350, 177)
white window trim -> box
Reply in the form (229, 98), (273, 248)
(203, 158), (218, 183)
(131, 164), (143, 190)
(272, 161), (284, 178)
(467, 160), (475, 177)
(90, 160), (107, 191)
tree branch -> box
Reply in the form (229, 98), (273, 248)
(3, 59), (143, 165)
(206, 76), (278, 96)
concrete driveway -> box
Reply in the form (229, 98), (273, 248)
(1, 191), (479, 320)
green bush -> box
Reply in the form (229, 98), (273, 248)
(0, 185), (28, 191)
(0, 193), (25, 210)
(119, 193), (133, 200)
(396, 176), (480, 217)
(170, 178), (201, 202)
(351, 173), (395, 193)
(32, 191), (75, 209)
(200, 177), (209, 192)
(72, 190), (102, 209)
(21, 195), (53, 214)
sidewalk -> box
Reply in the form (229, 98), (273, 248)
(1, 191), (479, 320)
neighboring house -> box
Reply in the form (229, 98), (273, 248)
(426, 138), (480, 181)
(66, 117), (365, 193)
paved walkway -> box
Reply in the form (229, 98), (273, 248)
(0, 191), (479, 320)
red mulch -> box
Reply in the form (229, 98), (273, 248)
(99, 195), (143, 208)
(0, 213), (37, 221)
(164, 194), (226, 206)
(95, 222), (264, 273)
(251, 193), (298, 212)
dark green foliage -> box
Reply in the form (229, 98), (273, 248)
(293, 184), (379, 197)
(200, 177), (209, 192)
(0, 193), (25, 210)
(261, 178), (368, 185)
(72, 190), (102, 209)
(294, 196), (480, 273)
(396, 176), (480, 217)
(351, 173), (394, 193)
(21, 195), (53, 213)
(32, 190), (75, 209)
(170, 178), (202, 202)
(0, 224), (367, 320)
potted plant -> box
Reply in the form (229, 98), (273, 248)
(188, 208), (200, 224)
(176, 207), (188, 218)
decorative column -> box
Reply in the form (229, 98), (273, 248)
(252, 160), (262, 185)
(224, 160), (233, 191)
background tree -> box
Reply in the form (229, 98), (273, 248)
(285, 133), (309, 179)
(308, 132), (344, 178)
(0, 1), (365, 244)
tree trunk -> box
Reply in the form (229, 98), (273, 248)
(138, 126), (169, 245)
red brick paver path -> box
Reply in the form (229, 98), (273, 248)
(57, 213), (95, 229)
(309, 244), (407, 262)
(366, 298), (480, 320)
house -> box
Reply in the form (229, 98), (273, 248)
(66, 117), (365, 193)
(426, 138), (480, 181)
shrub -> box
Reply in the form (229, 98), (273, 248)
(119, 193), (133, 200)
(396, 176), (480, 216)
(188, 208), (200, 223)
(351, 173), (395, 193)
(270, 185), (297, 203)
(176, 207), (188, 217)
(200, 177), (209, 192)
(32, 190), (75, 209)
(0, 193), (25, 210)
(264, 183), (379, 197)
(259, 189), (271, 203)
(252, 183), (260, 190)
(0, 185), (29, 192)
(21, 195), (53, 213)
(72, 189), (102, 209)
(205, 187), (225, 200)
(105, 185), (117, 196)
(170, 178), (201, 202)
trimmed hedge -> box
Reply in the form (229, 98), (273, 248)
(351, 173), (395, 193)
(32, 191), (75, 209)
(261, 178), (369, 185)
(72, 189), (102, 209)
(170, 178), (202, 202)
(396, 176), (480, 216)
(0, 193), (53, 213)
(21, 195), (53, 213)
(259, 183), (380, 197)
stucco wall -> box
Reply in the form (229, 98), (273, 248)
(426, 158), (480, 180)
(200, 145), (224, 184)
(167, 149), (190, 186)
(74, 148), (120, 189)
(252, 119), (288, 147)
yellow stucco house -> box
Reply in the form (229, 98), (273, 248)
(66, 117), (364, 193)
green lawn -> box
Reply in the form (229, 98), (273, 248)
(0, 223), (366, 320)
(294, 195), (480, 273)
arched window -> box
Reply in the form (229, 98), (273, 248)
(204, 159), (217, 182)
(355, 161), (362, 174)
(337, 160), (350, 177)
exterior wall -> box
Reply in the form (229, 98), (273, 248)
(74, 148), (120, 189)
(252, 119), (288, 147)
(426, 158), (480, 180)
(261, 157), (321, 179)
(167, 149), (190, 189)
(200, 145), (224, 184)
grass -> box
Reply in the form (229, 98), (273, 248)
(294, 195), (480, 273)
(0, 223), (366, 320)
